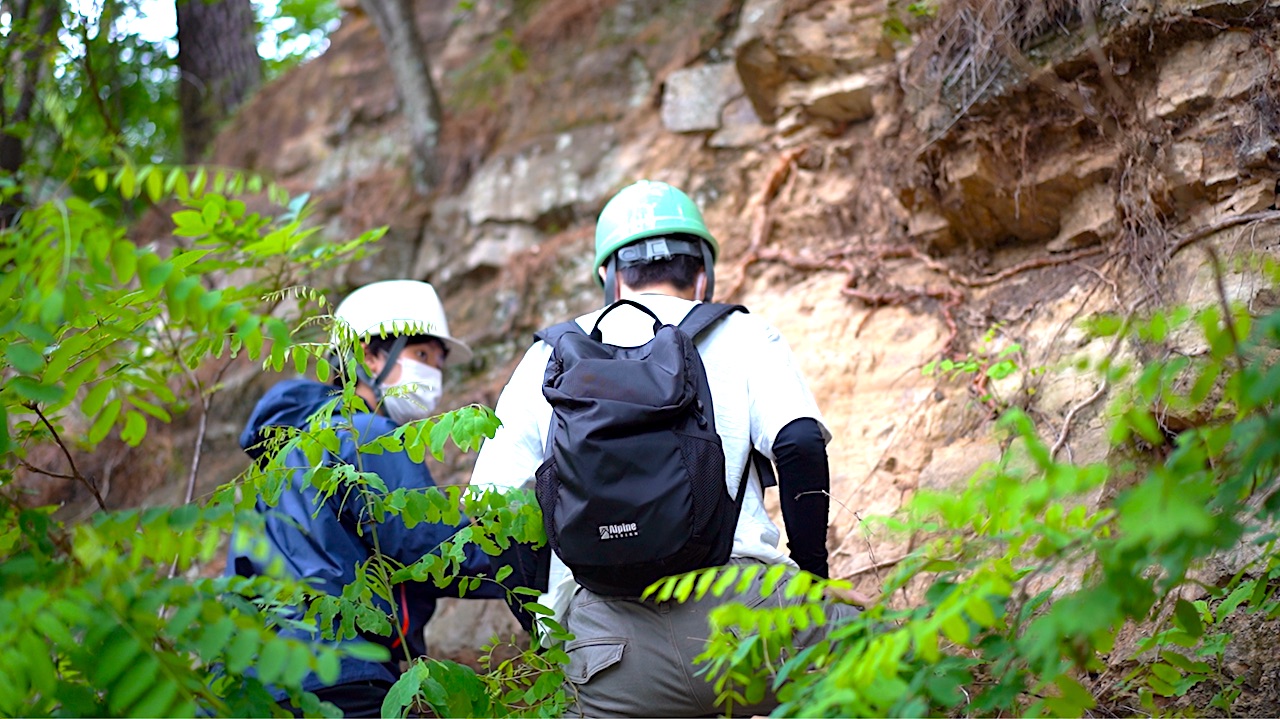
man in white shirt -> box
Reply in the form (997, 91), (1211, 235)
(470, 180), (859, 717)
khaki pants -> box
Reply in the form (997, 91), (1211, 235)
(561, 559), (860, 718)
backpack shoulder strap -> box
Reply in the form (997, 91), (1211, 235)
(678, 302), (747, 340)
(533, 320), (586, 347)
(680, 302), (778, 490)
(732, 450), (779, 502)
(751, 449), (778, 489)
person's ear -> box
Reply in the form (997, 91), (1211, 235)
(694, 270), (708, 301)
(600, 266), (623, 302)
(598, 266), (607, 284)
(362, 343), (386, 376)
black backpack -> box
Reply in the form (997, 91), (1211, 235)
(533, 299), (759, 597)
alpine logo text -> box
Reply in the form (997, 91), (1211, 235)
(598, 522), (639, 540)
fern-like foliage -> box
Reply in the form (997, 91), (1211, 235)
(0, 167), (382, 716)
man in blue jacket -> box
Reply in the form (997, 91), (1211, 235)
(229, 279), (499, 717)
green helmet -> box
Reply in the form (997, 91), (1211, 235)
(593, 180), (720, 286)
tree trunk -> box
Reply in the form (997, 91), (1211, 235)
(0, 0), (60, 227)
(358, 0), (441, 194)
(176, 0), (261, 162)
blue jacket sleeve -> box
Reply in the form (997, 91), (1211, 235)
(338, 419), (496, 595)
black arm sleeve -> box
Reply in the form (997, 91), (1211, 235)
(493, 541), (551, 633)
(773, 417), (830, 578)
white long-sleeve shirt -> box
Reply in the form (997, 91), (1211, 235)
(470, 293), (830, 634)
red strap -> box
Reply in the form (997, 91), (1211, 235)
(389, 583), (410, 650)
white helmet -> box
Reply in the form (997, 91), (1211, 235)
(331, 280), (472, 365)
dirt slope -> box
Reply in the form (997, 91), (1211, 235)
(71, 0), (1280, 699)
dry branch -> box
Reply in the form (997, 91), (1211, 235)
(842, 555), (907, 579)
(25, 403), (107, 510)
(1167, 210), (1280, 258)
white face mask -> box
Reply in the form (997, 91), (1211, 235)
(380, 358), (443, 425)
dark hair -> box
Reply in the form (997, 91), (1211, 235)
(365, 334), (447, 360)
(615, 235), (706, 291)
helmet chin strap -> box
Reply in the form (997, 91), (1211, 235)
(603, 255), (619, 306)
(355, 334), (408, 411)
(700, 242), (715, 302)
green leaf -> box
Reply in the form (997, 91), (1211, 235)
(0, 404), (10, 455)
(89, 398), (124, 444)
(1148, 675), (1177, 697)
(382, 661), (429, 719)
(344, 641), (391, 662)
(694, 567), (718, 600)
(1218, 582), (1253, 620)
(172, 210), (207, 237)
(1149, 662), (1182, 684)
(966, 595), (997, 627)
(143, 261), (174, 290)
(783, 571), (812, 600)
(673, 571), (697, 602)
(707, 566), (740, 598)
(1160, 650), (1212, 675)
(145, 166), (164, 203)
(166, 167), (190, 199)
(5, 343), (44, 374)
(126, 677), (180, 718)
(201, 198), (222, 228)
(93, 631), (141, 685)
(1086, 313), (1124, 337)
(1174, 599), (1204, 638)
(1126, 409), (1164, 445)
(128, 395), (172, 422)
(256, 638), (290, 685)
(940, 613), (971, 645)
(107, 655), (159, 714)
(986, 360), (1017, 380)
(111, 239), (138, 283)
(120, 410), (147, 446)
(191, 168), (207, 196)
(428, 414), (454, 459)
(11, 376), (63, 404)
(118, 165), (137, 199)
(224, 628), (260, 674)
(194, 617), (236, 660)
(923, 665), (966, 705)
(913, 624), (940, 662)
(40, 289), (64, 326)
(761, 564), (787, 597)
(1053, 674), (1097, 713)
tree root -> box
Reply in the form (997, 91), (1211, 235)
(1167, 210), (1280, 258)
(1049, 305), (1137, 460)
(723, 148), (805, 301)
(843, 284), (964, 355)
(727, 204), (1279, 363)
(743, 242), (1104, 357)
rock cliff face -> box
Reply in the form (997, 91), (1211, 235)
(186, 0), (1280, 695)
